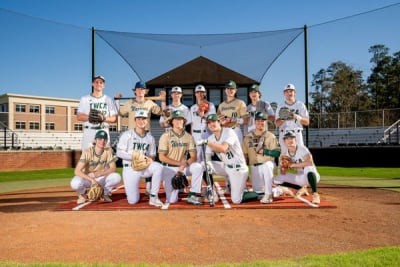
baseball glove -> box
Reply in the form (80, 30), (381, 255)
(88, 109), (104, 124)
(162, 108), (171, 118)
(132, 150), (150, 171)
(171, 171), (189, 190)
(280, 155), (292, 174)
(278, 107), (294, 120)
(220, 117), (236, 128)
(198, 101), (210, 114)
(255, 100), (267, 113)
(87, 183), (104, 201)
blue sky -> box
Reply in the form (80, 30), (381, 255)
(0, 0), (399, 104)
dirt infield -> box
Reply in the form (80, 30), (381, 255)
(0, 184), (399, 265)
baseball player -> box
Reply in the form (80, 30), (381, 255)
(158, 110), (204, 205)
(275, 83), (309, 152)
(196, 114), (259, 204)
(217, 80), (250, 143)
(70, 130), (121, 204)
(116, 81), (167, 131)
(274, 131), (321, 204)
(244, 84), (275, 135)
(159, 86), (191, 130)
(189, 84), (216, 162)
(242, 112), (280, 204)
(116, 110), (164, 207)
(77, 75), (119, 150)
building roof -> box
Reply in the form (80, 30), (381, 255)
(146, 56), (258, 87)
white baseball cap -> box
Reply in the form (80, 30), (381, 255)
(171, 86), (182, 93)
(284, 83), (296, 91)
(135, 110), (148, 118)
(195, 84), (206, 92)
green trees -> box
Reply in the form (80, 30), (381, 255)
(309, 44), (400, 128)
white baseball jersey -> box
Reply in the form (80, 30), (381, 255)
(275, 144), (320, 186)
(206, 128), (248, 204)
(244, 101), (275, 135)
(160, 103), (191, 129)
(116, 129), (163, 204)
(190, 101), (216, 161)
(78, 94), (119, 150)
(276, 100), (309, 149)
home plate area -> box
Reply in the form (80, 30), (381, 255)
(56, 181), (336, 211)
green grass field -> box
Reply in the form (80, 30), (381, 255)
(0, 167), (399, 266)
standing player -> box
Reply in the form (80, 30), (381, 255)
(77, 75), (118, 150)
(196, 114), (259, 204)
(274, 131), (321, 204)
(159, 86), (191, 130)
(158, 110), (204, 205)
(242, 112), (280, 204)
(116, 110), (164, 207)
(189, 84), (216, 162)
(275, 83), (309, 152)
(217, 80), (250, 143)
(244, 84), (275, 135)
(116, 81), (167, 131)
(70, 130), (121, 204)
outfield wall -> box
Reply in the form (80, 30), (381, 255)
(0, 146), (398, 171)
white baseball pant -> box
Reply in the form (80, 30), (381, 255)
(274, 166), (320, 186)
(70, 172), (121, 196)
(250, 161), (275, 195)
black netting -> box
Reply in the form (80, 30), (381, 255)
(96, 28), (303, 82)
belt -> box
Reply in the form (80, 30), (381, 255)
(193, 130), (206, 133)
(227, 164), (242, 169)
(281, 129), (302, 133)
(85, 126), (107, 130)
(252, 163), (264, 167)
(162, 163), (180, 167)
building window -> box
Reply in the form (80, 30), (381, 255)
(16, 104), (25, 112)
(236, 87), (248, 103)
(15, 121), (26, 129)
(109, 125), (117, 132)
(46, 106), (55, 114)
(121, 125), (129, 132)
(74, 124), (83, 131)
(0, 103), (9, 112)
(30, 122), (40, 130)
(209, 88), (222, 107)
(73, 108), (78, 115)
(182, 89), (194, 107)
(45, 122), (55, 130)
(30, 105), (40, 113)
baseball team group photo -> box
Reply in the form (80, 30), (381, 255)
(1, 1), (399, 266)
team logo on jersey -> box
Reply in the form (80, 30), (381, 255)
(90, 102), (108, 110)
(170, 140), (188, 148)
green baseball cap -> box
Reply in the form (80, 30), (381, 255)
(95, 130), (108, 140)
(249, 84), (261, 93)
(254, 111), (267, 120)
(206, 114), (219, 122)
(283, 131), (296, 139)
(224, 80), (237, 89)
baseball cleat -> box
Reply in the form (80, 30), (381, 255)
(260, 194), (273, 204)
(312, 192), (320, 204)
(102, 194), (112, 203)
(149, 196), (163, 207)
(187, 195), (203, 205)
(77, 194), (87, 204)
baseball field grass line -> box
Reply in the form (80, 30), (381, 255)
(0, 246), (399, 266)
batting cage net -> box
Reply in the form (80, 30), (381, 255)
(95, 28), (303, 83)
